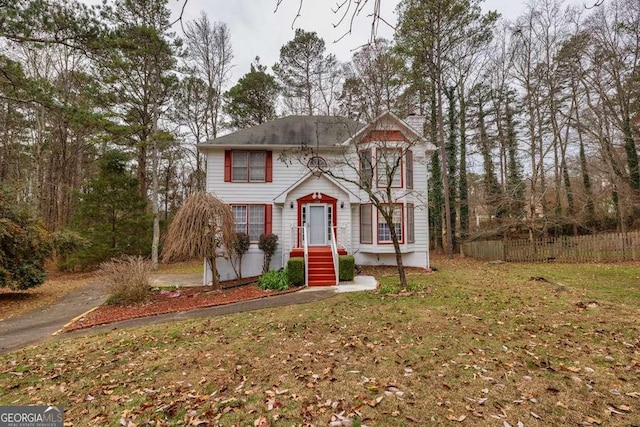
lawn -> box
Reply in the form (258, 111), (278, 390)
(1, 257), (639, 426)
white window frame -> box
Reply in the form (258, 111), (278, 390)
(232, 204), (265, 242)
(232, 151), (266, 182)
(377, 204), (403, 243)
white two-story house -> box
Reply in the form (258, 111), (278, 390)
(198, 111), (435, 285)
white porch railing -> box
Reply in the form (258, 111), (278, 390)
(338, 224), (349, 253)
(286, 223), (350, 287)
(330, 226), (339, 285)
(303, 225), (309, 287)
(287, 224), (350, 253)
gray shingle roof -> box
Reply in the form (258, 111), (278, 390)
(200, 116), (364, 147)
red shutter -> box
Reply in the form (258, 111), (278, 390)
(265, 151), (273, 182)
(265, 204), (273, 234)
(224, 150), (232, 182)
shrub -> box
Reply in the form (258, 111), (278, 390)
(258, 269), (289, 291)
(0, 184), (53, 290)
(258, 233), (278, 274)
(230, 232), (250, 278)
(338, 255), (355, 281)
(287, 257), (304, 286)
(100, 255), (151, 305)
(378, 283), (401, 294)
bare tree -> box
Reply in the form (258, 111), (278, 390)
(509, 5), (556, 239)
(274, 0), (388, 42)
(286, 113), (432, 288)
(180, 14), (233, 192)
(339, 39), (407, 121)
(184, 13), (234, 139)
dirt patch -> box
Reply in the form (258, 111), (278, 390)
(63, 281), (301, 332)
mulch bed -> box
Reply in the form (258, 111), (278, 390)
(63, 279), (301, 333)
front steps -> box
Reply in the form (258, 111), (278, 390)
(289, 246), (347, 286)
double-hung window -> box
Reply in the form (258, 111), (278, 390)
(359, 148), (373, 188)
(359, 204), (373, 244)
(377, 148), (402, 188)
(232, 205), (268, 242)
(378, 204), (403, 243)
(406, 150), (413, 190)
(232, 151), (265, 182)
(407, 203), (415, 243)
(225, 150), (271, 182)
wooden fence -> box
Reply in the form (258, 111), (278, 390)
(461, 231), (640, 262)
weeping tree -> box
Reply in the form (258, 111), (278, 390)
(162, 191), (234, 289)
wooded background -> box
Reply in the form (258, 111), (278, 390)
(2, 0), (640, 269)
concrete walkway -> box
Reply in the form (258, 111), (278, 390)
(0, 273), (377, 355)
(333, 275), (378, 293)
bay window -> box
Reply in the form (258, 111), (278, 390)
(360, 204), (373, 244)
(378, 204), (403, 243)
(377, 148), (402, 188)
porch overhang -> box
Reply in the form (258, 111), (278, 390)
(272, 171), (361, 204)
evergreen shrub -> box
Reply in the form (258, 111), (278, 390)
(338, 255), (355, 281)
(287, 257), (304, 286)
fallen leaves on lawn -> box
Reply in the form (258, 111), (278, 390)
(2, 260), (640, 425)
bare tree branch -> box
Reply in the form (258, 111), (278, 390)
(167, 0), (189, 33)
(274, 0), (393, 43)
(585, 0), (605, 9)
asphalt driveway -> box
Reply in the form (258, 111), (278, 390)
(0, 274), (347, 355)
(0, 279), (107, 354)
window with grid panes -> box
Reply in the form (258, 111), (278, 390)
(232, 151), (266, 182)
(378, 205), (402, 243)
(377, 148), (402, 187)
(232, 205), (265, 241)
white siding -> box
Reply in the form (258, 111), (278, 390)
(202, 118), (433, 282)
(355, 251), (428, 268)
(206, 149), (328, 203)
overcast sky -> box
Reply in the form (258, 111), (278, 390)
(165, 0), (527, 84)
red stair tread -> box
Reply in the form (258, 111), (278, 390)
(288, 246), (347, 286)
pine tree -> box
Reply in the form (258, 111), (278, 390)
(273, 29), (339, 115)
(224, 58), (279, 129)
(69, 151), (151, 269)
